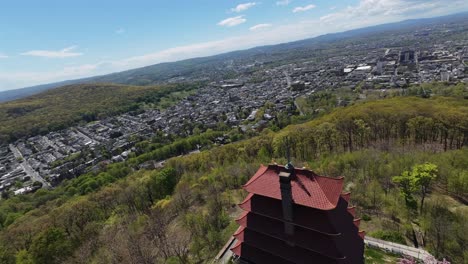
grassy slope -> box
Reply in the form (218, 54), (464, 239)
(0, 83), (195, 143)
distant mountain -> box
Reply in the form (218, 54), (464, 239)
(0, 80), (76, 103)
(1, 11), (467, 103)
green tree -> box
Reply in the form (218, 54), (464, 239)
(367, 179), (384, 208)
(0, 245), (14, 264)
(257, 146), (271, 163)
(29, 228), (72, 264)
(354, 119), (370, 148)
(393, 170), (417, 210)
(15, 250), (33, 264)
(149, 168), (177, 201)
(422, 200), (455, 260)
(393, 163), (438, 213)
(411, 163), (437, 214)
(448, 170), (468, 196)
(1, 191), (10, 200)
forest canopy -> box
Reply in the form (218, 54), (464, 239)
(0, 94), (467, 263)
(0, 83), (198, 143)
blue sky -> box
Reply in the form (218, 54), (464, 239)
(0, 0), (467, 92)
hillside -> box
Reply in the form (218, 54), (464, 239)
(1, 11), (467, 102)
(0, 83), (197, 143)
(0, 95), (466, 263)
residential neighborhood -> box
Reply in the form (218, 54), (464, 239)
(2, 28), (468, 196)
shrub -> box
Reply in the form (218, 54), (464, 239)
(370, 230), (406, 244)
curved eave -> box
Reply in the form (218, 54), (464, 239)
(242, 164), (269, 187)
(341, 192), (351, 203)
(230, 241), (242, 256)
(235, 210), (249, 222)
(314, 175), (346, 208)
(353, 218), (361, 228)
(347, 206), (356, 217)
(359, 231), (366, 239)
(238, 193), (254, 210)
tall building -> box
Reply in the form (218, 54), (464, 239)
(231, 163), (365, 264)
(441, 71), (451, 82)
(399, 50), (416, 64)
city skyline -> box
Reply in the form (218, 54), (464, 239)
(0, 0), (467, 91)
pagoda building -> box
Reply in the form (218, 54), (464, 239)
(231, 163), (365, 264)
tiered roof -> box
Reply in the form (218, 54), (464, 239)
(243, 165), (345, 210)
(231, 164), (365, 263)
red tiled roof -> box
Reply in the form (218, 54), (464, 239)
(353, 219), (361, 228)
(359, 231), (366, 240)
(347, 206), (356, 217)
(243, 165), (345, 210)
(341, 192), (351, 203)
(231, 240), (242, 255)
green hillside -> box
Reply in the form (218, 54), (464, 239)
(0, 83), (197, 143)
(0, 96), (467, 263)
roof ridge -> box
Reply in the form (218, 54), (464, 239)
(304, 176), (335, 209)
(242, 164), (269, 187)
(315, 175), (345, 207)
(293, 172), (335, 209)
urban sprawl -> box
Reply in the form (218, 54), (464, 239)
(2, 27), (468, 196)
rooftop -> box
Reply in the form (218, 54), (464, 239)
(243, 164), (345, 210)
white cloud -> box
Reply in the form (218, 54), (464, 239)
(250, 23), (273, 31)
(2, 0), (468, 92)
(293, 4), (316, 13)
(232, 2), (257, 12)
(115, 28), (125, 34)
(276, 0), (292, 6)
(0, 53), (8, 59)
(218, 15), (247, 27)
(319, 0), (467, 29)
(20, 46), (83, 58)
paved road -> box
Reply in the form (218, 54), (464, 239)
(20, 161), (51, 189)
(283, 71), (292, 88)
(42, 136), (61, 154)
(74, 128), (96, 144)
(9, 144), (51, 189)
(365, 236), (433, 260)
(8, 144), (23, 160)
